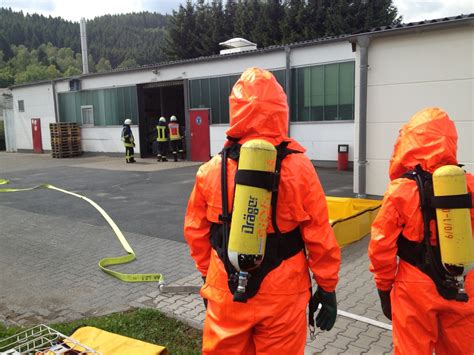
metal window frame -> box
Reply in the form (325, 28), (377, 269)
(18, 100), (24, 112)
(80, 105), (94, 126)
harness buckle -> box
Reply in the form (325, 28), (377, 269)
(218, 214), (231, 223)
(309, 325), (316, 341)
(272, 171), (281, 192)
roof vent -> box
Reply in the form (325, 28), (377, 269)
(219, 38), (257, 55)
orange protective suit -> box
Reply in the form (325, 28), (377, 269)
(184, 67), (340, 354)
(369, 107), (474, 355)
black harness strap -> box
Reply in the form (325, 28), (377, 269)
(430, 194), (472, 209)
(235, 170), (275, 191)
(271, 141), (299, 235)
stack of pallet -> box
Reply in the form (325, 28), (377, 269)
(49, 123), (82, 158)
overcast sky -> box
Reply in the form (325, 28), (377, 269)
(1, 0), (473, 23)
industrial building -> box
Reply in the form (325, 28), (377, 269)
(5, 14), (474, 196)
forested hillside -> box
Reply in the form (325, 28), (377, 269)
(0, 1), (400, 87)
(0, 8), (169, 86)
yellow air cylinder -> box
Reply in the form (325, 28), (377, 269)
(228, 139), (277, 272)
(432, 165), (474, 269)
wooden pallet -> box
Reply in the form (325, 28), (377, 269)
(50, 128), (81, 137)
(49, 122), (79, 127)
(51, 151), (83, 159)
(51, 137), (81, 146)
(49, 123), (82, 158)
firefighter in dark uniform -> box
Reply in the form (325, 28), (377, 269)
(156, 116), (169, 162)
(168, 115), (184, 161)
(121, 118), (135, 163)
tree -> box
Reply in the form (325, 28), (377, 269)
(224, 0), (237, 37)
(118, 58), (138, 69)
(46, 64), (60, 79)
(95, 57), (112, 72)
(9, 45), (32, 72)
(0, 34), (13, 60)
(234, 0), (255, 40)
(164, 1), (200, 60)
(64, 66), (82, 76)
(0, 67), (14, 87)
(264, 0), (285, 45)
(15, 64), (50, 84)
(303, 0), (328, 39)
(280, 0), (306, 43)
(0, 50), (5, 68)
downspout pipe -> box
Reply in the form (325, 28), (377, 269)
(51, 79), (59, 123)
(285, 45), (291, 137)
(357, 35), (370, 198)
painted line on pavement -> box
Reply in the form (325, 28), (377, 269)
(338, 309), (392, 331)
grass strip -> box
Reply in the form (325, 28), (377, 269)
(0, 308), (202, 354)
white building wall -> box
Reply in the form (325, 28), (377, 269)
(358, 26), (474, 196)
(291, 41), (355, 67)
(291, 122), (354, 161)
(82, 126), (140, 153)
(210, 125), (228, 156)
(12, 83), (56, 151)
(14, 41), (356, 158)
(210, 122), (354, 162)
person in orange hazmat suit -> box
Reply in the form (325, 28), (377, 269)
(369, 107), (474, 355)
(184, 67), (341, 354)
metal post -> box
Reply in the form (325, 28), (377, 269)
(80, 18), (89, 75)
(357, 35), (370, 198)
(51, 80), (58, 123)
(183, 79), (191, 157)
(285, 45), (292, 137)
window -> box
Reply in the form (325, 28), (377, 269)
(189, 70), (286, 124)
(58, 86), (138, 126)
(18, 100), (24, 112)
(81, 105), (94, 126)
(291, 61), (355, 122)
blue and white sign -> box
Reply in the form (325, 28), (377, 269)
(196, 116), (202, 125)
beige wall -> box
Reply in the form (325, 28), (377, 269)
(355, 26), (474, 196)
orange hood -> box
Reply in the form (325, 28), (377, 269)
(226, 67), (304, 151)
(389, 107), (458, 180)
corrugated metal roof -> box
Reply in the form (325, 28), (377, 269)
(10, 13), (474, 89)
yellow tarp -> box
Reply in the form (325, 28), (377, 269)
(70, 326), (168, 355)
(326, 197), (381, 247)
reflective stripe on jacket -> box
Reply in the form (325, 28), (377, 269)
(156, 126), (167, 142)
(168, 123), (181, 141)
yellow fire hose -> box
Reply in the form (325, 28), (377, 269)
(0, 179), (164, 284)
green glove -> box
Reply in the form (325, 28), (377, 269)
(313, 287), (337, 331)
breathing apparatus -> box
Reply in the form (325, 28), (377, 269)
(224, 139), (277, 302)
(402, 164), (474, 302)
(432, 165), (474, 299)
